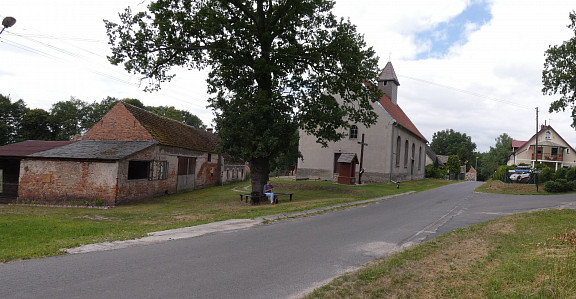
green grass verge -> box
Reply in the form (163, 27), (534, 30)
(306, 209), (576, 298)
(476, 179), (576, 195)
(0, 178), (452, 263)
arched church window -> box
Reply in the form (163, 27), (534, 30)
(396, 136), (401, 167)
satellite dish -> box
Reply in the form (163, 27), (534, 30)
(2, 17), (16, 28)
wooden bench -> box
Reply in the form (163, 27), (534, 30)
(239, 192), (294, 204)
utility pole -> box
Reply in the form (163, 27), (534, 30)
(535, 107), (539, 192)
(358, 133), (368, 184)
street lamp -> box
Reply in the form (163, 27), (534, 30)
(0, 16), (16, 35)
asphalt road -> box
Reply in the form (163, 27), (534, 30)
(2, 181), (575, 298)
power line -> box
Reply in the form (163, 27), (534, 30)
(400, 74), (533, 109)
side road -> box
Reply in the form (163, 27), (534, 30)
(65, 192), (415, 254)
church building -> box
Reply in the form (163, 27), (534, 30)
(297, 62), (428, 183)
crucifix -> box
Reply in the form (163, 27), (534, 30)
(358, 133), (368, 184)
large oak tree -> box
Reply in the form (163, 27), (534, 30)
(542, 10), (576, 128)
(105, 0), (382, 194)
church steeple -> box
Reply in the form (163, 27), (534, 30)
(378, 61), (400, 104)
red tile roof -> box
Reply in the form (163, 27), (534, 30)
(0, 140), (75, 157)
(379, 94), (427, 141)
(512, 140), (526, 149)
(123, 103), (218, 153)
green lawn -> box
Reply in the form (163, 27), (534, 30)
(0, 178), (451, 263)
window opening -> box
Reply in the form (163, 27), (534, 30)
(349, 125), (358, 139)
(404, 140), (409, 167)
(128, 160), (151, 180)
(396, 136), (401, 167)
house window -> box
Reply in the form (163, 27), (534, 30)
(128, 160), (151, 180)
(128, 160), (168, 180)
(349, 125), (358, 139)
(404, 140), (409, 167)
(208, 153), (212, 162)
(545, 130), (551, 139)
(396, 136), (401, 167)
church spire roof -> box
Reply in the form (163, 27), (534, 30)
(378, 61), (400, 86)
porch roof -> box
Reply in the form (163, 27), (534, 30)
(529, 140), (567, 148)
(337, 153), (359, 164)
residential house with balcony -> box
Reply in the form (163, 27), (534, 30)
(507, 125), (576, 170)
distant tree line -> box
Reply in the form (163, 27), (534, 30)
(426, 129), (513, 181)
(0, 94), (206, 146)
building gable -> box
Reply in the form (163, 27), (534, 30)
(84, 102), (217, 153)
(83, 102), (155, 142)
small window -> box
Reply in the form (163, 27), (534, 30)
(128, 160), (151, 180)
(349, 125), (358, 139)
(545, 130), (551, 139)
(418, 146), (422, 170)
(404, 140), (409, 167)
(208, 153), (212, 162)
(396, 136), (401, 167)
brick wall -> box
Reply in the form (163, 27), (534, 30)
(83, 103), (154, 141)
(115, 146), (178, 205)
(18, 159), (118, 205)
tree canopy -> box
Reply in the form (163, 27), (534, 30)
(542, 10), (576, 128)
(0, 94), (205, 145)
(430, 129), (477, 166)
(105, 0), (383, 193)
(477, 133), (513, 180)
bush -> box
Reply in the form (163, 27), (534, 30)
(425, 164), (445, 179)
(535, 165), (554, 183)
(493, 165), (515, 182)
(566, 168), (576, 181)
(543, 179), (576, 193)
(556, 168), (567, 180)
(544, 181), (561, 193)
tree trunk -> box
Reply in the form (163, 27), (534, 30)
(250, 157), (270, 195)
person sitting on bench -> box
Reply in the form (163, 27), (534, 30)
(263, 181), (275, 204)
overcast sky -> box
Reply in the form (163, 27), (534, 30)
(1, 0), (575, 152)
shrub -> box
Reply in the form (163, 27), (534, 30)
(544, 179), (576, 193)
(535, 165), (554, 183)
(544, 181), (561, 193)
(556, 168), (567, 180)
(566, 168), (576, 181)
(493, 165), (515, 182)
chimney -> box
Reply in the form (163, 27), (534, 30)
(207, 128), (213, 134)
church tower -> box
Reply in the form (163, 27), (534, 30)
(378, 61), (400, 104)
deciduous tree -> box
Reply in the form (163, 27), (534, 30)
(542, 10), (576, 128)
(105, 0), (382, 193)
(430, 129), (477, 167)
